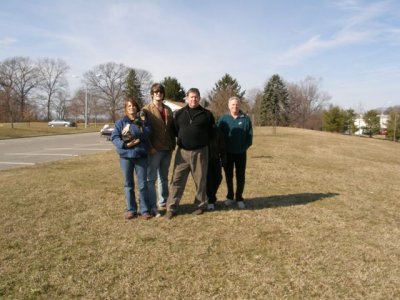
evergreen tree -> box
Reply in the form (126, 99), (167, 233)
(363, 110), (380, 137)
(343, 109), (358, 134)
(260, 74), (289, 128)
(208, 73), (246, 118)
(161, 76), (185, 102)
(322, 105), (345, 132)
(125, 69), (144, 108)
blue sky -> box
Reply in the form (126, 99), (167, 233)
(1, 0), (399, 110)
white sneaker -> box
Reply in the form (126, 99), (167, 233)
(158, 203), (167, 210)
(152, 209), (161, 217)
(207, 203), (215, 210)
(237, 201), (246, 209)
(224, 199), (235, 206)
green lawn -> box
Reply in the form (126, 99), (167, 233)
(1, 127), (399, 299)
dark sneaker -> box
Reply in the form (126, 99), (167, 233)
(224, 198), (235, 206)
(207, 203), (215, 211)
(192, 208), (204, 215)
(237, 201), (246, 209)
(125, 212), (138, 220)
(164, 211), (176, 220)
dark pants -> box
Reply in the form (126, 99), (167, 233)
(206, 158), (222, 204)
(224, 152), (247, 201)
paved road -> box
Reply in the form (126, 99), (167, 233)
(0, 133), (114, 171)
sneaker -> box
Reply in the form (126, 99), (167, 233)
(192, 208), (204, 215)
(207, 203), (215, 210)
(164, 211), (176, 220)
(150, 209), (161, 217)
(125, 212), (138, 220)
(237, 201), (246, 209)
(141, 213), (153, 220)
(224, 198), (235, 206)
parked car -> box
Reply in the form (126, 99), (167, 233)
(100, 124), (114, 140)
(48, 120), (76, 127)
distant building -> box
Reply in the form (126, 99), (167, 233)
(164, 100), (185, 111)
(354, 113), (388, 135)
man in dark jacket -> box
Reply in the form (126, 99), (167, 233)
(165, 88), (215, 219)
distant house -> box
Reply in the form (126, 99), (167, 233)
(354, 113), (388, 135)
(164, 100), (185, 111)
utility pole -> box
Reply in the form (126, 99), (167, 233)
(394, 112), (397, 142)
(84, 86), (88, 128)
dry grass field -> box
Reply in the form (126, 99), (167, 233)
(1, 127), (399, 299)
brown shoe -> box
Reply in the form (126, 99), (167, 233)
(141, 213), (153, 220)
(164, 211), (176, 220)
(125, 212), (138, 220)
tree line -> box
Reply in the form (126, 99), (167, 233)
(1, 56), (399, 141)
(0, 57), (186, 126)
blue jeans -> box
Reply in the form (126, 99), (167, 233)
(147, 150), (172, 208)
(119, 157), (152, 215)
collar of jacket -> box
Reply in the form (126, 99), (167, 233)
(236, 110), (247, 118)
(122, 116), (134, 122)
(184, 105), (205, 112)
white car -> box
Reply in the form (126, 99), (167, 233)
(48, 120), (76, 127)
(100, 124), (114, 140)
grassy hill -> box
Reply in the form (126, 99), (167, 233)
(1, 127), (399, 299)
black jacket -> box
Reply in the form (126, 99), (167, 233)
(173, 105), (215, 150)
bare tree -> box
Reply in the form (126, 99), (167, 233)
(0, 58), (18, 126)
(68, 89), (85, 125)
(12, 57), (41, 122)
(87, 91), (108, 126)
(53, 90), (69, 120)
(84, 62), (129, 122)
(287, 76), (330, 128)
(135, 68), (153, 103)
(37, 58), (70, 121)
(0, 88), (6, 122)
(248, 89), (263, 126)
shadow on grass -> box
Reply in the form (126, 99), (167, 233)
(245, 192), (339, 210)
(172, 192), (339, 216)
(250, 155), (273, 159)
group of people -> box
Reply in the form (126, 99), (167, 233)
(111, 83), (253, 220)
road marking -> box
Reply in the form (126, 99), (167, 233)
(44, 148), (112, 151)
(74, 143), (112, 146)
(0, 162), (35, 165)
(4, 153), (79, 157)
